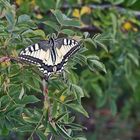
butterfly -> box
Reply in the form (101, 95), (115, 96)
(19, 38), (80, 80)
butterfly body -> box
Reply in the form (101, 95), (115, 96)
(19, 38), (80, 80)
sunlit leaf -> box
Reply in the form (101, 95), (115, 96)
(56, 123), (72, 139)
(84, 38), (97, 48)
(61, 29), (75, 36)
(18, 14), (31, 23)
(17, 125), (35, 132)
(51, 9), (81, 27)
(19, 86), (24, 100)
(87, 56), (107, 73)
(67, 101), (89, 118)
(20, 95), (40, 104)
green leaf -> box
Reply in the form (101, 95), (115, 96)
(0, 95), (10, 108)
(43, 21), (60, 32)
(126, 0), (138, 6)
(51, 101), (58, 117)
(61, 29), (75, 36)
(110, 100), (117, 116)
(96, 95), (107, 108)
(87, 57), (106, 73)
(28, 136), (33, 140)
(56, 123), (72, 139)
(5, 8), (15, 29)
(55, 112), (69, 122)
(72, 84), (84, 98)
(73, 136), (87, 140)
(55, 0), (63, 9)
(0, 126), (9, 136)
(26, 83), (42, 93)
(19, 86), (24, 100)
(21, 95), (40, 104)
(74, 54), (87, 65)
(59, 122), (86, 131)
(17, 125), (35, 132)
(127, 53), (139, 66)
(35, 0), (55, 10)
(71, 84), (84, 103)
(9, 115), (26, 125)
(36, 130), (47, 140)
(68, 116), (75, 123)
(68, 70), (79, 84)
(21, 29), (35, 36)
(12, 106), (24, 115)
(5, 104), (23, 115)
(84, 38), (97, 48)
(92, 84), (103, 97)
(87, 55), (100, 60)
(51, 9), (81, 27)
(18, 14), (31, 23)
(48, 122), (57, 134)
(94, 40), (108, 52)
(110, 13), (117, 36)
(21, 29), (45, 39)
(92, 34), (108, 52)
(33, 29), (46, 39)
(110, 0), (124, 5)
(23, 115), (40, 124)
(67, 101), (89, 118)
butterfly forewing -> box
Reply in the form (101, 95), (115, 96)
(54, 38), (80, 65)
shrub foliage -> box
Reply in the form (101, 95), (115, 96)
(0, 0), (106, 139)
(0, 0), (140, 140)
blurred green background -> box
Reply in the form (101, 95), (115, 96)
(0, 0), (140, 140)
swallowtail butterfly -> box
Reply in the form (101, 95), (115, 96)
(19, 38), (80, 80)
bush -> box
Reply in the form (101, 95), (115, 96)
(0, 0), (106, 139)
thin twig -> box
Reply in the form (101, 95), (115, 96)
(0, 57), (10, 63)
(42, 79), (52, 122)
(28, 79), (52, 139)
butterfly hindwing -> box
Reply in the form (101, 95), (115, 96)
(19, 38), (80, 79)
